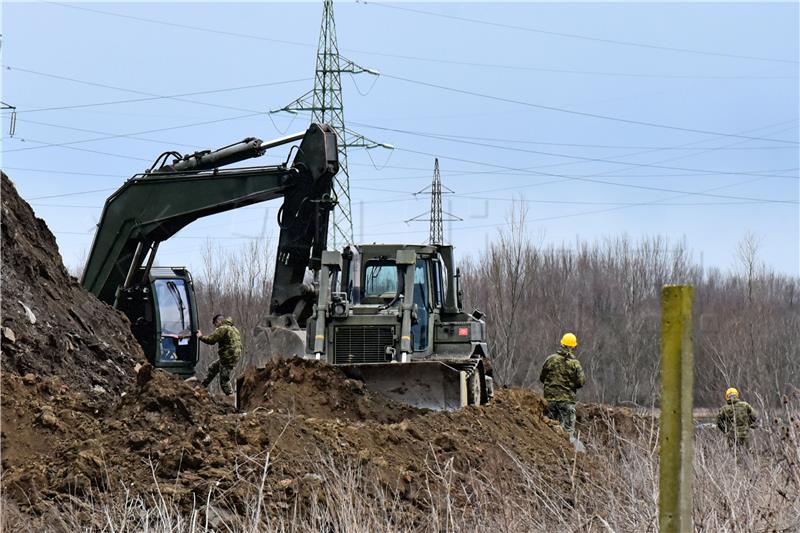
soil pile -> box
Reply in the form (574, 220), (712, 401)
(0, 174), (614, 527)
(1, 172), (144, 395)
(237, 357), (422, 423)
(3, 361), (602, 523)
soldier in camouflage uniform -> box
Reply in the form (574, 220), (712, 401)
(199, 314), (242, 395)
(717, 387), (757, 447)
(540, 332), (586, 439)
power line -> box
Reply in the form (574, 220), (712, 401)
(26, 187), (118, 200)
(348, 159), (796, 234)
(357, 130), (800, 152)
(351, 121), (799, 180)
(18, 150), (793, 182)
(458, 120), (799, 198)
(362, 1), (799, 65)
(17, 118), (204, 150)
(389, 145), (799, 204)
(7, 49), (794, 151)
(451, 121), (800, 177)
(362, 175), (794, 238)
(347, 154), (798, 177)
(4, 137), (151, 161)
(3, 112), (264, 154)
(5, 67), (310, 114)
(9, 116), (790, 193)
(379, 74), (800, 145)
(43, 1), (795, 82)
(352, 119), (799, 185)
(43, 1), (315, 50)
(28, 196), (781, 211)
(449, 195), (769, 207)
(3, 166), (124, 178)
(30, 203), (102, 208)
(346, 50), (798, 81)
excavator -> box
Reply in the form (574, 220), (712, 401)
(81, 123), (492, 410)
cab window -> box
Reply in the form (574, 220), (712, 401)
(154, 279), (192, 362)
(412, 259), (430, 351)
(363, 260), (397, 299)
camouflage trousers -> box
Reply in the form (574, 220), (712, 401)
(545, 401), (577, 438)
(726, 431), (752, 448)
(202, 360), (235, 395)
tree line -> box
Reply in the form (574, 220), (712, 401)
(459, 207), (799, 407)
(192, 213), (799, 407)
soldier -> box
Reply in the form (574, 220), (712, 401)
(198, 314), (242, 395)
(717, 387), (757, 447)
(540, 332), (585, 440)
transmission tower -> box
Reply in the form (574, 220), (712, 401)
(271, 0), (390, 249)
(406, 159), (461, 245)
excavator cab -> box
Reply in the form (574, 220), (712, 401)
(115, 267), (199, 376)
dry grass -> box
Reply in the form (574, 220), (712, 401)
(4, 400), (798, 532)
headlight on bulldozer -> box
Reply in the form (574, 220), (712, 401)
(329, 293), (349, 317)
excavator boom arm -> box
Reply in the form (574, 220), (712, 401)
(81, 123), (338, 317)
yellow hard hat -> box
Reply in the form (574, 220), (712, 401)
(560, 332), (578, 347)
(725, 387), (739, 401)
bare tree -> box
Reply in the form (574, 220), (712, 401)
(187, 220), (799, 407)
(478, 200), (535, 386)
(736, 231), (763, 306)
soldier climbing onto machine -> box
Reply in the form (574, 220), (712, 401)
(198, 314), (242, 395)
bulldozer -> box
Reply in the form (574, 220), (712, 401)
(81, 123), (492, 410)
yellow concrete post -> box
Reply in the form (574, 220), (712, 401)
(659, 285), (694, 533)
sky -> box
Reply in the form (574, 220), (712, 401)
(2, 1), (798, 277)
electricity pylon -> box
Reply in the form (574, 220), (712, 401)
(271, 0), (390, 248)
(406, 159), (461, 245)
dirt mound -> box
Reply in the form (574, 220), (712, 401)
(1, 366), (237, 515)
(1, 172), (145, 395)
(238, 358), (423, 423)
(0, 174), (609, 527)
(3, 361), (603, 523)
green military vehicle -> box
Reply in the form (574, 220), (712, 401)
(81, 123), (492, 410)
(306, 244), (492, 410)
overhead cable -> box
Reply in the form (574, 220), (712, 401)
(362, 1), (799, 65)
(379, 74), (800, 145)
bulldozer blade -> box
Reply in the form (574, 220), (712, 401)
(338, 361), (467, 411)
(249, 326), (306, 367)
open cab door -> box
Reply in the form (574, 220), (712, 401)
(116, 266), (199, 376)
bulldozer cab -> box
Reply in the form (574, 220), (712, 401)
(361, 255), (439, 352)
(116, 266), (199, 375)
(309, 243), (491, 410)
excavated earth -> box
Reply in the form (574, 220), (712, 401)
(1, 173), (640, 528)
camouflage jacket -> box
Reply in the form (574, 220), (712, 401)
(200, 318), (242, 365)
(539, 348), (586, 403)
(717, 399), (757, 440)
